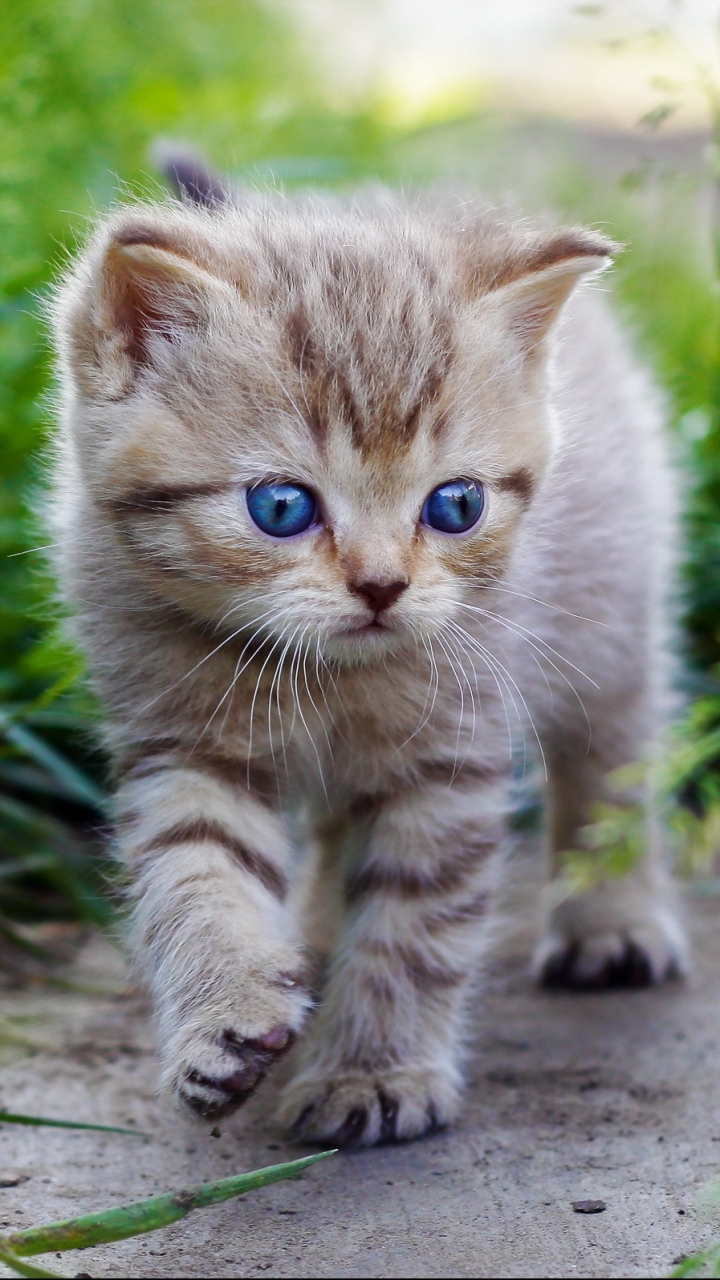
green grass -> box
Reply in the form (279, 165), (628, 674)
(672, 1241), (720, 1277)
(2, 0), (720, 931)
(0, 1151), (335, 1278)
(0, 0), (393, 939)
(1, 8), (720, 1279)
(0, 1108), (146, 1135)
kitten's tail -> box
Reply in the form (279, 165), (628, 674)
(151, 140), (229, 208)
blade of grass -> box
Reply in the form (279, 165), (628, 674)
(0, 1111), (147, 1137)
(0, 797), (116, 927)
(0, 855), (56, 881)
(0, 712), (109, 816)
(0, 1019), (45, 1050)
(0, 921), (54, 960)
(0, 761), (98, 806)
(4, 1152), (335, 1256)
(671, 1245), (720, 1277)
(0, 1248), (60, 1278)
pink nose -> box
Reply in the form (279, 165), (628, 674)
(348, 579), (409, 614)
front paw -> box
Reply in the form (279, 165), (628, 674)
(534, 898), (689, 990)
(173, 1023), (297, 1119)
(276, 1066), (460, 1149)
(162, 963), (313, 1119)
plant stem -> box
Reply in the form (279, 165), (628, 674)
(3, 1152), (335, 1257)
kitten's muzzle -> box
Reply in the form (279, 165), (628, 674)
(347, 578), (409, 615)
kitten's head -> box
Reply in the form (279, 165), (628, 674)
(54, 198), (613, 665)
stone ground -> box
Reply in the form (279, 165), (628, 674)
(1, 840), (719, 1280)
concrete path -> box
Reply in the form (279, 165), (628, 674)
(1, 853), (719, 1279)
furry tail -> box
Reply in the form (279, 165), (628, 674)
(152, 141), (228, 208)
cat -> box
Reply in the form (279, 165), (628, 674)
(48, 173), (688, 1149)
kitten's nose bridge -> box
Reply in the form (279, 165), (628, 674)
(348, 578), (409, 614)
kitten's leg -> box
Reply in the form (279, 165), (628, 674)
(534, 724), (688, 989)
(277, 764), (507, 1148)
(118, 761), (312, 1118)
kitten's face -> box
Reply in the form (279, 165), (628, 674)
(58, 204), (611, 666)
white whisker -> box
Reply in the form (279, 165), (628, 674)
(130, 595), (290, 723)
(398, 634), (439, 749)
(445, 619), (514, 759)
(456, 601), (594, 748)
(458, 601), (599, 688)
(268, 622), (306, 765)
(442, 623), (483, 727)
(435, 628), (479, 777)
(293, 628), (330, 800)
(246, 622), (301, 787)
(480, 584), (609, 627)
(193, 606), (298, 749)
(447, 618), (545, 776)
(313, 642), (341, 738)
(302, 637), (334, 772)
(7, 543), (60, 558)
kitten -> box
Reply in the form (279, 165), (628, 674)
(49, 184), (688, 1149)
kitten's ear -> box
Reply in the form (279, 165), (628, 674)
(472, 230), (617, 357)
(152, 141), (229, 208)
(60, 220), (235, 398)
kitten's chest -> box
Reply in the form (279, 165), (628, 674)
(202, 620), (512, 804)
(264, 642), (507, 799)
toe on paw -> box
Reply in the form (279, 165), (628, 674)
(329, 1107), (369, 1150)
(377, 1089), (399, 1144)
(540, 938), (664, 991)
(222, 1023), (296, 1073)
(609, 940), (653, 988)
(178, 1023), (296, 1120)
(283, 1071), (453, 1150)
(539, 940), (582, 989)
(180, 1069), (253, 1120)
(425, 1099), (445, 1136)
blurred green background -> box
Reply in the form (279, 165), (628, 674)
(1, 0), (719, 956)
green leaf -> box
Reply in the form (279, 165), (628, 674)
(638, 102), (678, 130)
(0, 711), (108, 816)
(671, 1251), (712, 1278)
(0, 1248), (61, 1279)
(4, 1152), (335, 1257)
(0, 1111), (147, 1137)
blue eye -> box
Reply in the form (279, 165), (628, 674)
(246, 483), (318, 538)
(422, 479), (485, 534)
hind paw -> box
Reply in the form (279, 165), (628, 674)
(534, 912), (689, 990)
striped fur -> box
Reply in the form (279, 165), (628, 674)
(49, 192), (687, 1145)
